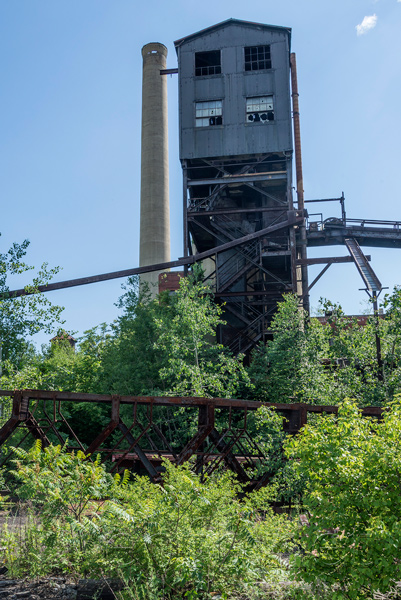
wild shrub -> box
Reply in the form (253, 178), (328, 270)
(103, 461), (294, 599)
(6, 441), (119, 575)
(3, 442), (295, 598)
(286, 399), (401, 599)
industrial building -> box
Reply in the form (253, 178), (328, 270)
(9, 19), (401, 358)
(174, 19), (308, 354)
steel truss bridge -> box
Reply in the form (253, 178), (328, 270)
(0, 389), (383, 489)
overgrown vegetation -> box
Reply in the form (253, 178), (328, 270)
(3, 442), (295, 599)
(287, 399), (401, 599)
(1, 241), (401, 598)
(0, 236), (63, 373)
(3, 257), (401, 411)
(249, 290), (401, 407)
(4, 398), (401, 600)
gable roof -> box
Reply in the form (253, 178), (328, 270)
(174, 18), (291, 50)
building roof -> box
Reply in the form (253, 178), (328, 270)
(174, 18), (292, 50)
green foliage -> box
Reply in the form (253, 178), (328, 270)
(0, 236), (64, 369)
(155, 267), (251, 398)
(319, 300), (386, 406)
(100, 462), (293, 598)
(251, 406), (306, 504)
(286, 399), (401, 599)
(382, 286), (401, 398)
(7, 441), (120, 575)
(249, 291), (401, 406)
(96, 270), (251, 399)
(98, 277), (172, 395)
(3, 442), (295, 599)
(248, 294), (329, 404)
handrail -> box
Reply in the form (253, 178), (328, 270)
(307, 217), (401, 232)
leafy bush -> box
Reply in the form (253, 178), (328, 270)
(7, 441), (120, 575)
(3, 443), (295, 599)
(103, 461), (294, 599)
(286, 399), (401, 599)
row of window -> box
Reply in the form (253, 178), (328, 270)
(195, 45), (271, 77)
(195, 96), (274, 127)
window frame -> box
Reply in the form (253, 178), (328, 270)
(195, 50), (222, 77)
(195, 100), (223, 127)
(244, 45), (272, 72)
(245, 95), (274, 124)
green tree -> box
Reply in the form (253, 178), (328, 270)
(382, 286), (401, 398)
(318, 300), (387, 406)
(155, 268), (251, 398)
(97, 277), (171, 395)
(96, 270), (250, 399)
(248, 291), (401, 406)
(248, 294), (329, 403)
(286, 399), (401, 599)
(0, 237), (64, 370)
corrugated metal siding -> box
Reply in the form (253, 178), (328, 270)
(177, 22), (293, 160)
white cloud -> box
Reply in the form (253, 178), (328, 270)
(356, 14), (378, 35)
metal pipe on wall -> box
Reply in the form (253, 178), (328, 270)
(290, 52), (309, 312)
(139, 43), (170, 293)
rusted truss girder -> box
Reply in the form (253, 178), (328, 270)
(0, 390), (383, 489)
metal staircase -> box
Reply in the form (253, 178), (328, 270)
(345, 238), (382, 293)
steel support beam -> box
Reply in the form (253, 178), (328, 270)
(188, 172), (287, 186)
(6, 213), (304, 298)
(298, 255), (371, 266)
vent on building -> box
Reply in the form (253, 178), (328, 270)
(195, 50), (221, 76)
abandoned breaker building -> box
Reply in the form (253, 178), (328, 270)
(174, 19), (308, 355)
(9, 19), (401, 358)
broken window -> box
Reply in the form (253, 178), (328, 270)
(195, 100), (223, 127)
(195, 51), (221, 76)
(244, 45), (271, 71)
(246, 96), (274, 123)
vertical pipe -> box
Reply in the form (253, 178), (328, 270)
(290, 53), (309, 312)
(140, 43), (170, 294)
(372, 293), (384, 381)
(290, 53), (304, 211)
(286, 155), (298, 292)
(182, 160), (189, 275)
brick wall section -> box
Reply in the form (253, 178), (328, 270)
(158, 271), (184, 294)
(316, 315), (370, 327)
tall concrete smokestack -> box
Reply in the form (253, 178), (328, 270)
(139, 43), (170, 293)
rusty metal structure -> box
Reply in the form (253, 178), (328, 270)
(0, 389), (383, 487)
(3, 20), (401, 359)
(175, 21), (308, 355)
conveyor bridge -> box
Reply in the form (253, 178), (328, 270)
(307, 216), (401, 249)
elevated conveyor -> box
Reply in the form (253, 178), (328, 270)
(307, 217), (401, 249)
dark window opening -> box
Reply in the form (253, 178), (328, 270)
(244, 45), (271, 71)
(195, 51), (221, 76)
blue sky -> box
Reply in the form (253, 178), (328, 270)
(1, 0), (400, 346)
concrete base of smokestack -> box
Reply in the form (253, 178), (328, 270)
(139, 42), (170, 296)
